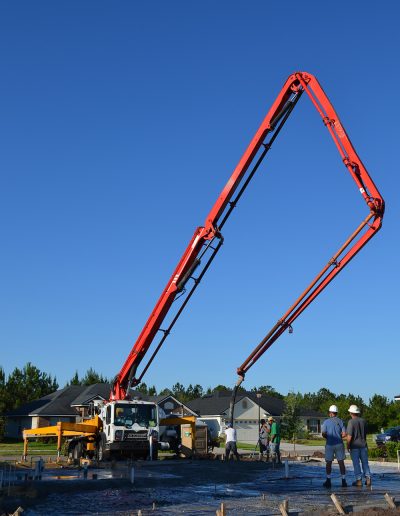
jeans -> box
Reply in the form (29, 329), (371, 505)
(270, 442), (281, 463)
(350, 447), (371, 480)
(225, 441), (240, 460)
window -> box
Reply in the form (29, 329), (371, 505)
(114, 403), (157, 428)
(308, 418), (320, 433)
(242, 400), (248, 409)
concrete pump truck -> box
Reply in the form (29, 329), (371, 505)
(23, 72), (384, 461)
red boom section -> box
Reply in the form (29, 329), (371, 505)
(111, 72), (384, 400)
(236, 73), (384, 378)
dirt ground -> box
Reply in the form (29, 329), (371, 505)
(1, 458), (400, 515)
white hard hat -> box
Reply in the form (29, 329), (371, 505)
(348, 404), (361, 414)
(329, 405), (338, 413)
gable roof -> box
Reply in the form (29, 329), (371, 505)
(187, 390), (324, 418)
(5, 385), (197, 419)
(132, 393), (197, 416)
(70, 383), (111, 406)
(6, 385), (85, 417)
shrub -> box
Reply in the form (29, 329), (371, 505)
(368, 446), (386, 459)
(385, 441), (400, 459)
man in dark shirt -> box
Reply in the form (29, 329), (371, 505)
(346, 404), (371, 487)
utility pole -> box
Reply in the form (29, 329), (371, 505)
(256, 392), (261, 452)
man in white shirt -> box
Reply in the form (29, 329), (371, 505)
(225, 423), (240, 461)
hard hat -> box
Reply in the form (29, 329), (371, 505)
(348, 404), (361, 414)
(268, 416), (274, 421)
(329, 405), (338, 413)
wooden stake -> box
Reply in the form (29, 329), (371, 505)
(283, 500), (289, 511)
(152, 501), (156, 510)
(279, 502), (288, 516)
(138, 511), (142, 516)
(384, 493), (396, 509)
(220, 502), (226, 516)
(330, 493), (345, 515)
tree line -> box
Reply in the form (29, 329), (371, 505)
(1, 363), (399, 439)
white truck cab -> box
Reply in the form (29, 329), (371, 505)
(95, 399), (159, 460)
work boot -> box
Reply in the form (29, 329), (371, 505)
(323, 478), (331, 488)
(352, 479), (362, 487)
(365, 476), (372, 486)
(341, 478), (347, 487)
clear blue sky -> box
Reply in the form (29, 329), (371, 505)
(1, 2), (398, 401)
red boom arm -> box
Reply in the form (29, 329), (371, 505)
(111, 72), (384, 400)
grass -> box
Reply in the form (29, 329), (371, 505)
(0, 440), (58, 456)
(282, 438), (324, 446)
(236, 442), (259, 450)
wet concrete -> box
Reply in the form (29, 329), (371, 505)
(2, 460), (399, 515)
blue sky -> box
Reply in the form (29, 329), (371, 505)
(0, 2), (398, 401)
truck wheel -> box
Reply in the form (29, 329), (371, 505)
(73, 441), (83, 461)
(151, 447), (158, 461)
(98, 434), (110, 462)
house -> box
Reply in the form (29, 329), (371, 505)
(5, 385), (84, 438)
(4, 384), (196, 439)
(187, 390), (324, 443)
(395, 394), (400, 401)
(138, 393), (197, 418)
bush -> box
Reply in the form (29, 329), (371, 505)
(385, 441), (400, 459)
(368, 447), (387, 459)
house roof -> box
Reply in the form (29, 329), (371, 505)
(6, 385), (85, 417)
(133, 393), (197, 416)
(6, 385), (196, 419)
(187, 390), (324, 418)
(70, 383), (111, 406)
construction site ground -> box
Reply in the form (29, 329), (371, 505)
(1, 456), (400, 515)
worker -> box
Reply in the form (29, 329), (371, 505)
(346, 405), (371, 487)
(259, 419), (270, 459)
(321, 404), (347, 488)
(269, 416), (281, 463)
(224, 422), (240, 461)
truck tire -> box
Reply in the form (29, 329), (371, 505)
(151, 447), (158, 461)
(73, 441), (83, 461)
(98, 434), (110, 462)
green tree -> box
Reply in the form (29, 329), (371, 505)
(67, 371), (81, 386)
(302, 387), (336, 413)
(159, 387), (172, 397)
(251, 385), (283, 399)
(148, 385), (157, 396)
(212, 384), (230, 392)
(171, 382), (187, 401)
(186, 384), (204, 401)
(81, 367), (108, 385)
(5, 363), (58, 410)
(66, 369), (108, 386)
(136, 382), (149, 395)
(281, 392), (304, 451)
(365, 394), (391, 432)
(135, 383), (157, 396)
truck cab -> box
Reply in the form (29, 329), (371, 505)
(97, 399), (159, 460)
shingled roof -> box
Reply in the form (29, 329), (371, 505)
(6, 385), (85, 417)
(187, 390), (324, 418)
(70, 383), (112, 406)
(187, 390), (285, 416)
